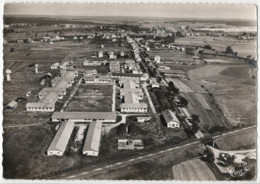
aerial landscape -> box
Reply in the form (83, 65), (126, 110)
(2, 3), (257, 181)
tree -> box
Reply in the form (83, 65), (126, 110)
(191, 114), (200, 124)
(204, 44), (212, 50)
(168, 81), (175, 89)
(176, 31), (183, 38)
(226, 46), (233, 54)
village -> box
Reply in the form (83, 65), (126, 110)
(3, 13), (257, 181)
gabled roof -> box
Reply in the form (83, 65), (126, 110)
(162, 110), (180, 124)
(52, 111), (117, 121)
(47, 121), (74, 153)
(83, 121), (102, 153)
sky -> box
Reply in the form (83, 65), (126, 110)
(4, 3), (257, 20)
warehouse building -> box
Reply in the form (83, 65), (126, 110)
(82, 121), (102, 156)
(47, 120), (75, 156)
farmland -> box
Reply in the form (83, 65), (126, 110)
(175, 36), (257, 59)
(66, 84), (113, 112)
(188, 64), (256, 127)
(172, 159), (217, 181)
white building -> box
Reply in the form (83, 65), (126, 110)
(82, 121), (102, 156)
(47, 121), (75, 156)
(51, 111), (117, 123)
(162, 110), (180, 128)
(98, 51), (103, 58)
(118, 139), (144, 150)
(154, 55), (161, 64)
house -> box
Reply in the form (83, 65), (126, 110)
(82, 121), (102, 156)
(124, 60), (136, 70)
(162, 110), (180, 128)
(118, 139), (144, 150)
(5, 100), (18, 110)
(137, 116), (152, 123)
(120, 51), (125, 57)
(109, 51), (115, 59)
(109, 60), (120, 73)
(51, 63), (60, 69)
(154, 55), (161, 63)
(47, 121), (75, 156)
(51, 111), (117, 123)
(98, 51), (103, 58)
(120, 103), (148, 113)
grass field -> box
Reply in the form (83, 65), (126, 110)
(66, 84), (113, 112)
(188, 64), (256, 127)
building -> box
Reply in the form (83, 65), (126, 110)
(51, 111), (117, 123)
(137, 116), (152, 123)
(109, 60), (121, 73)
(118, 139), (144, 150)
(83, 75), (112, 84)
(5, 100), (18, 110)
(82, 60), (103, 66)
(82, 121), (102, 156)
(154, 55), (161, 63)
(51, 63), (60, 69)
(26, 92), (59, 112)
(84, 69), (97, 76)
(109, 51), (115, 59)
(120, 80), (148, 113)
(98, 51), (103, 58)
(162, 110), (180, 128)
(38, 87), (66, 100)
(124, 60), (136, 70)
(47, 121), (75, 156)
(111, 73), (143, 80)
(120, 51), (125, 57)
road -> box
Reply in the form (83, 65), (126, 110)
(60, 77), (83, 112)
(142, 83), (157, 114)
(3, 123), (45, 129)
(48, 124), (256, 180)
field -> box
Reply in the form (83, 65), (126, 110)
(175, 36), (257, 59)
(66, 84), (113, 112)
(188, 64), (256, 127)
(172, 159), (217, 181)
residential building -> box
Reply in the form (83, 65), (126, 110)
(83, 75), (112, 84)
(47, 121), (75, 156)
(98, 51), (103, 58)
(82, 121), (102, 156)
(162, 110), (180, 128)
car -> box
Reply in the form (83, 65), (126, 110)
(26, 91), (32, 97)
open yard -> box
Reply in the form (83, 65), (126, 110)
(66, 84), (113, 112)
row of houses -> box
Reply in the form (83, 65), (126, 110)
(47, 121), (102, 156)
(119, 79), (148, 113)
(26, 71), (78, 112)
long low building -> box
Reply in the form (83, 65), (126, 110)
(47, 121), (75, 156)
(82, 121), (102, 156)
(26, 92), (59, 112)
(51, 111), (117, 123)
